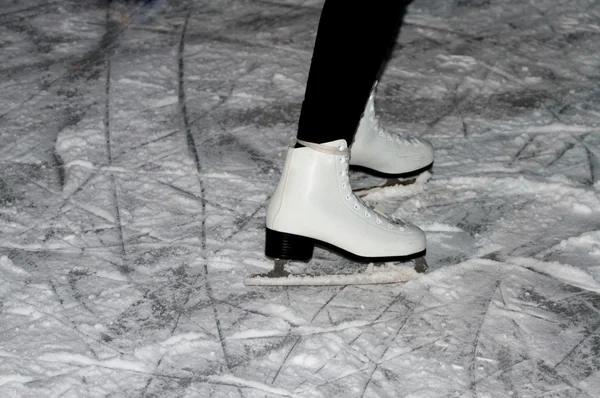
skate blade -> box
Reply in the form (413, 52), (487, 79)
(354, 177), (418, 198)
(245, 262), (421, 286)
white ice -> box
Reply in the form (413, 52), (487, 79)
(1, 0), (600, 397)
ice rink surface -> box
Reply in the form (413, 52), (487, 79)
(1, 0), (600, 396)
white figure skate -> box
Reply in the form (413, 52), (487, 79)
(351, 82), (434, 196)
(245, 139), (427, 286)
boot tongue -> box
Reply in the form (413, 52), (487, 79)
(319, 139), (347, 149)
(296, 139), (349, 155)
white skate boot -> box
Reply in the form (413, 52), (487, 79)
(350, 82), (434, 187)
(245, 139), (426, 286)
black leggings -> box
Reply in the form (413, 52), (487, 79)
(297, 0), (412, 144)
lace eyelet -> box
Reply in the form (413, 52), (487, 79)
(388, 224), (394, 229)
(405, 142), (410, 146)
(399, 227), (405, 231)
(354, 204), (360, 210)
(345, 195), (351, 200)
(379, 132), (384, 137)
(365, 212), (371, 218)
(376, 219), (382, 224)
(387, 136), (392, 141)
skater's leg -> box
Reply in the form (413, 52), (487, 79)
(254, 0), (428, 285)
(296, 0), (411, 145)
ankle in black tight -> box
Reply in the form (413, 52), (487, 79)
(295, 0), (412, 144)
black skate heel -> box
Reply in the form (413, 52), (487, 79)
(265, 228), (314, 261)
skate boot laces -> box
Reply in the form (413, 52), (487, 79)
(297, 139), (406, 231)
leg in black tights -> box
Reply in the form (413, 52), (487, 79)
(297, 0), (412, 145)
